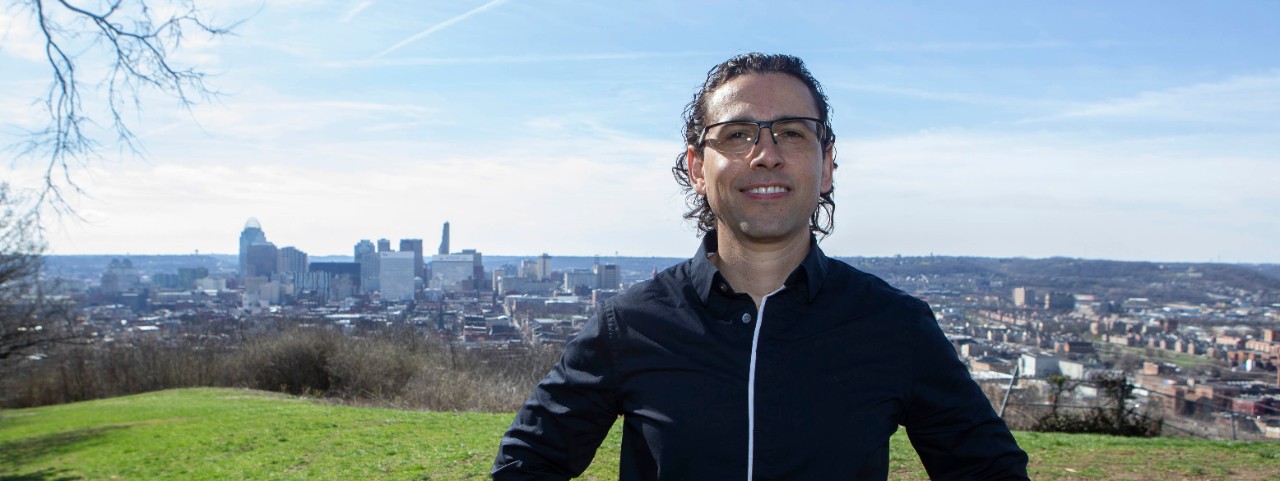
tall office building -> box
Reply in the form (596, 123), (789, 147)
(308, 262), (360, 300)
(354, 239), (378, 293)
(399, 238), (425, 280)
(278, 246), (308, 276)
(592, 256), (621, 290)
(438, 221), (450, 255)
(536, 253), (552, 281)
(463, 249), (484, 286)
(431, 249), (481, 291)
(379, 251), (416, 300)
(245, 241), (279, 279)
(377, 238), (392, 253)
(354, 239), (375, 259)
(308, 262), (359, 279)
(238, 217), (267, 278)
(596, 262), (620, 290)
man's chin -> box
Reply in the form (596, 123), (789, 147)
(724, 221), (808, 245)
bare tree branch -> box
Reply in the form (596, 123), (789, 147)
(0, 182), (84, 362)
(10, 0), (239, 215)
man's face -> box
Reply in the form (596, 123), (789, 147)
(687, 73), (834, 246)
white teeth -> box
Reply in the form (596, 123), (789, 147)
(747, 186), (787, 194)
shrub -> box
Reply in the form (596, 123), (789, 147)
(242, 328), (337, 395)
(1030, 374), (1162, 437)
(1, 321), (562, 412)
(326, 335), (417, 400)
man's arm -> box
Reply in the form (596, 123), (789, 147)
(902, 304), (1030, 480)
(492, 308), (620, 480)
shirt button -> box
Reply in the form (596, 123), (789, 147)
(719, 283), (730, 292)
(741, 313), (752, 324)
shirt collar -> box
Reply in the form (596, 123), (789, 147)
(691, 230), (830, 304)
(690, 232), (720, 304)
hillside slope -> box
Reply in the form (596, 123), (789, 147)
(2, 388), (1276, 480)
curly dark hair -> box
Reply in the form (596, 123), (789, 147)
(671, 53), (838, 237)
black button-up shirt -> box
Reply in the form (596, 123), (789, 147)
(494, 232), (1029, 480)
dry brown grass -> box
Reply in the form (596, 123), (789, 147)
(0, 324), (558, 412)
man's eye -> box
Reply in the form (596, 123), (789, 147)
(716, 125), (755, 141)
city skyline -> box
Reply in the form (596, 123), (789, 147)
(4, 1), (1278, 263)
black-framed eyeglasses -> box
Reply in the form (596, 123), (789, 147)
(698, 117), (824, 155)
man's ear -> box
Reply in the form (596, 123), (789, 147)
(820, 144), (835, 195)
(687, 145), (707, 196)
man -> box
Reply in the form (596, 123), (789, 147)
(493, 53), (1029, 480)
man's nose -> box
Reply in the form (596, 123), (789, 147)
(748, 127), (785, 169)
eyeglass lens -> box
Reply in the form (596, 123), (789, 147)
(704, 119), (821, 154)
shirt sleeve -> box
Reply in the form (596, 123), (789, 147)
(492, 306), (621, 480)
(902, 303), (1030, 480)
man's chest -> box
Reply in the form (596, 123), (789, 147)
(611, 294), (910, 468)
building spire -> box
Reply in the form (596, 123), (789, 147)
(439, 221), (450, 255)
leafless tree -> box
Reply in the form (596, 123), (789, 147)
(8, 0), (238, 212)
(0, 183), (79, 363)
(1043, 374), (1080, 418)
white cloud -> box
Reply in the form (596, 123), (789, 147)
(832, 82), (1069, 110)
(33, 131), (690, 257)
(827, 128), (1280, 262)
(0, 79), (50, 132)
(1033, 71), (1280, 125)
(25, 106), (1279, 262)
(0, 7), (45, 62)
(176, 97), (443, 142)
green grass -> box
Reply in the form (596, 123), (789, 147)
(2, 388), (1277, 480)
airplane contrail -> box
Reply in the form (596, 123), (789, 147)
(372, 0), (512, 59)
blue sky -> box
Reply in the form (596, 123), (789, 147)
(3, 0), (1278, 262)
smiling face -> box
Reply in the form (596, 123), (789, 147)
(687, 73), (834, 248)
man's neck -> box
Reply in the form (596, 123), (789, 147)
(711, 229), (811, 307)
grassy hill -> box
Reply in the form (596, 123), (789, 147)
(2, 388), (1277, 480)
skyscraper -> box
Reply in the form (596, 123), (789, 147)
(278, 246), (308, 275)
(438, 221), (450, 255)
(597, 263), (620, 290)
(354, 239), (378, 293)
(399, 238), (425, 279)
(379, 251), (416, 300)
(463, 248), (484, 287)
(245, 242), (279, 279)
(431, 249), (481, 291)
(354, 239), (375, 259)
(309, 262), (359, 300)
(536, 253), (551, 281)
(238, 218), (266, 277)
(377, 238), (392, 253)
